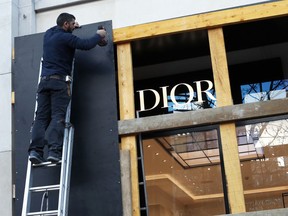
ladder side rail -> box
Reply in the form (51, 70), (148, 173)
(57, 104), (71, 215)
(58, 59), (75, 215)
(32, 57), (43, 122)
(21, 160), (33, 216)
(22, 58), (43, 216)
(62, 126), (74, 216)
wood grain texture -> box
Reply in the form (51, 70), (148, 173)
(113, 1), (288, 43)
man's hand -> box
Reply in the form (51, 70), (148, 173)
(96, 29), (107, 38)
(74, 22), (80, 28)
(97, 26), (108, 46)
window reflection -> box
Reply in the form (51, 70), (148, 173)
(241, 79), (288, 104)
(237, 118), (288, 212)
(167, 84), (217, 113)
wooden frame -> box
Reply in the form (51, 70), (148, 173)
(115, 1), (288, 215)
(113, 0), (288, 43)
(118, 99), (288, 135)
(117, 44), (140, 216)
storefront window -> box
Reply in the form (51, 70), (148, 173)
(223, 16), (288, 211)
(142, 128), (227, 216)
(132, 15), (288, 215)
(223, 16), (288, 105)
(132, 29), (215, 117)
(236, 116), (288, 212)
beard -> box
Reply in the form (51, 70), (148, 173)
(67, 26), (74, 33)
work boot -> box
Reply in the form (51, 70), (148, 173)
(29, 150), (45, 164)
(47, 151), (62, 163)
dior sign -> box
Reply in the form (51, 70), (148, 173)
(137, 80), (216, 112)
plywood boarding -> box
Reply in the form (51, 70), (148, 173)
(14, 22), (122, 215)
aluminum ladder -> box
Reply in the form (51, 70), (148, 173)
(21, 59), (75, 216)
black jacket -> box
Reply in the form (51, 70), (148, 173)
(41, 26), (102, 76)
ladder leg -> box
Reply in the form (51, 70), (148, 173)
(62, 127), (74, 215)
(21, 160), (33, 216)
(58, 101), (74, 216)
(58, 126), (69, 215)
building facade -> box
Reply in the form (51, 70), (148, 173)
(1, 0), (288, 215)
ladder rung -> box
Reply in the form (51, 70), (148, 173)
(27, 210), (58, 215)
(30, 184), (60, 192)
(33, 161), (62, 167)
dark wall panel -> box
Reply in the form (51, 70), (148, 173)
(13, 21), (122, 216)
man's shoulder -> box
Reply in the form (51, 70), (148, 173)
(45, 26), (75, 39)
(46, 26), (57, 33)
(45, 26), (69, 35)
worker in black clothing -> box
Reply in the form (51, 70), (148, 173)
(28, 12), (107, 164)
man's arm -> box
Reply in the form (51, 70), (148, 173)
(67, 29), (107, 50)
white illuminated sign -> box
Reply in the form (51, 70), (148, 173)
(137, 80), (216, 112)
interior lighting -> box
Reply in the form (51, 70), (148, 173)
(156, 127), (264, 168)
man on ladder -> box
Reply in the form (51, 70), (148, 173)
(28, 12), (107, 164)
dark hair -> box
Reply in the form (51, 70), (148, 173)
(56, 13), (75, 27)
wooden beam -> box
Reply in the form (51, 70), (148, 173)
(117, 43), (140, 216)
(219, 123), (246, 213)
(208, 28), (232, 106)
(208, 27), (245, 213)
(118, 98), (288, 135)
(117, 43), (135, 120)
(113, 1), (288, 43)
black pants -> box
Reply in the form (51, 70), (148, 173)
(29, 78), (71, 156)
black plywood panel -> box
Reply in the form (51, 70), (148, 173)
(13, 20), (122, 216)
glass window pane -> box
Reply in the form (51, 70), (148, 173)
(132, 30), (216, 117)
(223, 16), (288, 105)
(143, 128), (226, 215)
(236, 117), (288, 212)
